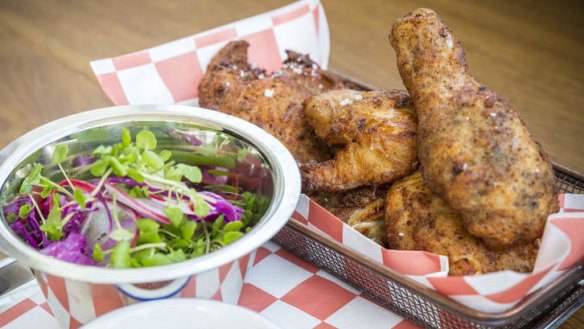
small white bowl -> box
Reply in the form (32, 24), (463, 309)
(80, 299), (281, 329)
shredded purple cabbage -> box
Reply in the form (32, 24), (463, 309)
(10, 222), (40, 250)
(25, 213), (52, 248)
(40, 232), (96, 265)
(200, 191), (244, 222)
(95, 192), (114, 232)
(3, 152), (250, 268)
(41, 198), (51, 218)
(4, 196), (52, 249)
(2, 196), (34, 217)
(62, 205), (87, 236)
(106, 177), (145, 187)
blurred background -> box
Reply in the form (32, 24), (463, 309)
(0, 0), (583, 327)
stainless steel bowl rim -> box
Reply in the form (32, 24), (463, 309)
(0, 105), (301, 284)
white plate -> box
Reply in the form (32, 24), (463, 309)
(80, 299), (281, 329)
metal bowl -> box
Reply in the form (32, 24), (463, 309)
(0, 105), (301, 284)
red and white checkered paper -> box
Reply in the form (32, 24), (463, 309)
(5, 253), (255, 329)
(0, 243), (419, 329)
(295, 193), (584, 313)
(87, 0), (584, 315)
(90, 0), (329, 106)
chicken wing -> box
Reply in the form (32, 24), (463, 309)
(199, 41), (361, 163)
(389, 9), (558, 248)
(385, 172), (538, 275)
(301, 89), (418, 192)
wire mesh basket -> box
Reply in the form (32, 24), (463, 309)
(273, 164), (584, 329)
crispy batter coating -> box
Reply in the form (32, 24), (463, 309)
(310, 185), (389, 245)
(199, 42), (392, 242)
(389, 9), (558, 248)
(199, 41), (361, 163)
(301, 90), (418, 192)
(385, 172), (538, 276)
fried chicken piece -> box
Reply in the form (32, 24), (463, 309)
(199, 41), (362, 163)
(389, 9), (558, 248)
(301, 90), (418, 192)
(310, 185), (389, 245)
(385, 172), (538, 275)
(199, 42), (391, 244)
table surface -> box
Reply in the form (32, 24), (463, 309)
(0, 0), (582, 328)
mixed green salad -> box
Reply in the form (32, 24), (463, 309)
(1, 128), (269, 268)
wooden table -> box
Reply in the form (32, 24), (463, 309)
(0, 0), (582, 327)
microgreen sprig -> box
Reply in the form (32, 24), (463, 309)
(90, 129), (211, 218)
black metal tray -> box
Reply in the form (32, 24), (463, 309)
(274, 160), (584, 329)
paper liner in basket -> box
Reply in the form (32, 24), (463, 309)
(90, 0), (329, 106)
(294, 193), (584, 313)
(89, 0), (584, 314)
